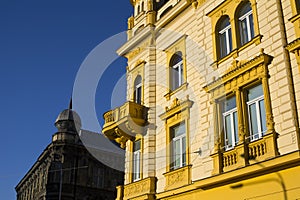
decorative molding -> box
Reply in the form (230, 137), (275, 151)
(102, 101), (149, 149)
(123, 177), (156, 200)
(286, 37), (300, 53)
(159, 96), (193, 120)
(164, 165), (192, 191)
(203, 49), (273, 99)
(125, 40), (150, 61)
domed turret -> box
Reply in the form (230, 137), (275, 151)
(54, 99), (81, 133)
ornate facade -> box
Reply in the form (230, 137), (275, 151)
(103, 0), (300, 199)
(16, 107), (124, 200)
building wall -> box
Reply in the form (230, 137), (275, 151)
(107, 0), (300, 199)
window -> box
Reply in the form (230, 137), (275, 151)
(238, 2), (254, 46)
(207, 0), (261, 64)
(92, 167), (104, 188)
(296, 0), (300, 13)
(170, 122), (186, 170)
(246, 84), (267, 141)
(222, 97), (238, 150)
(133, 140), (141, 182)
(134, 75), (142, 104)
(217, 16), (232, 59)
(170, 52), (184, 91)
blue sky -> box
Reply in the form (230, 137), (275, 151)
(0, 1), (132, 199)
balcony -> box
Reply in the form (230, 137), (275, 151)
(102, 101), (149, 148)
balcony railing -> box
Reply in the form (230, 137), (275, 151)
(102, 101), (148, 148)
(211, 132), (279, 174)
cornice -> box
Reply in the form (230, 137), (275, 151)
(286, 37), (300, 53)
(117, 26), (154, 57)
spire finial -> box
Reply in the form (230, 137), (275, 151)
(69, 98), (72, 110)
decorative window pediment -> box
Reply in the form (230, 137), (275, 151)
(159, 96), (193, 120)
(204, 49), (273, 98)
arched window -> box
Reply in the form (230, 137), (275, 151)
(141, 2), (144, 12)
(238, 1), (254, 46)
(134, 75), (142, 104)
(170, 52), (184, 91)
(217, 16), (232, 59)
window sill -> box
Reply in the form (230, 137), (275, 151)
(212, 34), (262, 69)
(164, 82), (188, 101)
(238, 34), (262, 53)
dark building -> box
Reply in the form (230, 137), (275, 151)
(15, 106), (124, 200)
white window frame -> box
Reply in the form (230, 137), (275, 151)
(171, 60), (184, 90)
(219, 23), (232, 57)
(171, 123), (186, 170)
(133, 141), (141, 182)
(247, 95), (266, 141)
(239, 9), (253, 44)
(135, 82), (142, 104)
(223, 107), (238, 150)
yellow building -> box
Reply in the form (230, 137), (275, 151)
(103, 0), (300, 199)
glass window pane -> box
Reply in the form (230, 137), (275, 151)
(297, 0), (300, 13)
(174, 139), (180, 168)
(239, 2), (252, 15)
(249, 13), (254, 38)
(219, 32), (227, 58)
(172, 122), (185, 137)
(259, 99), (267, 133)
(133, 152), (140, 180)
(240, 19), (248, 45)
(224, 97), (236, 112)
(182, 136), (186, 166)
(233, 111), (239, 144)
(228, 27), (232, 52)
(249, 103), (259, 137)
(134, 140), (141, 151)
(171, 123), (186, 170)
(180, 63), (184, 85)
(225, 115), (233, 148)
(218, 16), (231, 58)
(171, 66), (179, 90)
(247, 84), (263, 101)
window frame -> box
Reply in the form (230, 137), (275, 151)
(207, 0), (261, 65)
(164, 35), (187, 100)
(170, 122), (186, 170)
(132, 140), (142, 182)
(245, 84), (267, 142)
(170, 58), (184, 91)
(222, 104), (238, 150)
(218, 16), (233, 59)
(238, 2), (254, 46)
(159, 97), (193, 173)
(134, 75), (142, 104)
